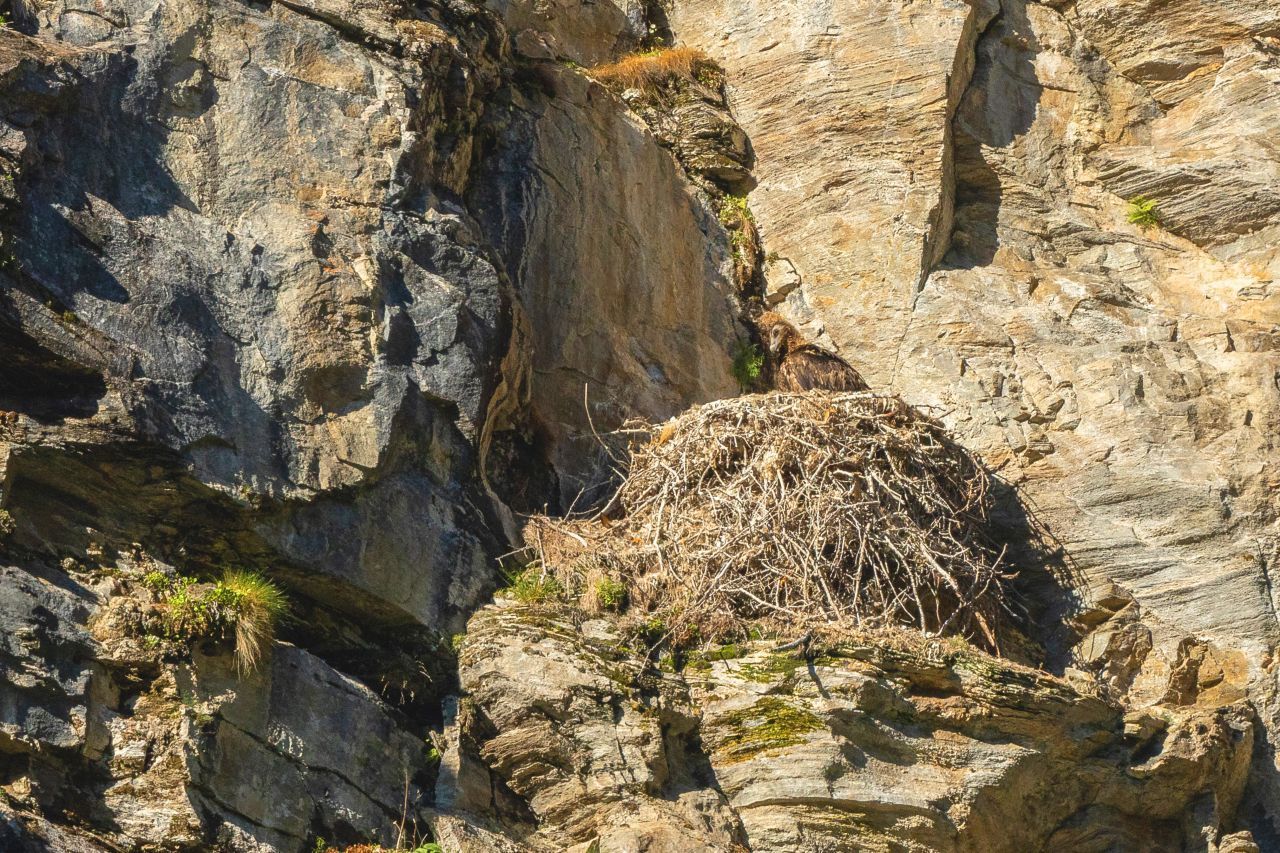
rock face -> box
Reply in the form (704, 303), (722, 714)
(469, 60), (745, 505)
(670, 0), (1280, 840)
(0, 0), (746, 846)
(1, 0), (512, 631)
(1, 0), (1277, 848)
(0, 559), (437, 851)
(449, 600), (1256, 852)
(448, 602), (745, 851)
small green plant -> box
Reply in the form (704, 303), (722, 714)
(0, 509), (14, 538)
(718, 194), (754, 227)
(142, 570), (172, 591)
(1126, 195), (1161, 229)
(637, 614), (669, 647)
(731, 341), (764, 391)
(506, 566), (563, 604)
(0, 12), (10, 29)
(144, 569), (289, 674)
(594, 576), (627, 611)
(0, 232), (18, 272)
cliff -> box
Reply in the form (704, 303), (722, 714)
(0, 0), (1276, 849)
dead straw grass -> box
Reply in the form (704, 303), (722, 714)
(526, 392), (1013, 651)
(589, 47), (718, 92)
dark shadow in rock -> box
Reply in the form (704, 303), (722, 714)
(806, 658), (832, 700)
(942, 0), (1043, 269)
(656, 718), (750, 847)
(486, 418), (562, 515)
(828, 710), (920, 767)
(643, 0), (675, 46)
(0, 296), (107, 423)
(987, 475), (1084, 672)
(1243, 722), (1280, 851)
(10, 49), (208, 307)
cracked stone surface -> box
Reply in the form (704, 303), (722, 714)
(2, 0), (1278, 848)
(670, 0), (1280, 839)
(448, 600), (1258, 852)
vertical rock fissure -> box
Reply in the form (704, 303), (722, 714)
(917, 0), (1002, 299)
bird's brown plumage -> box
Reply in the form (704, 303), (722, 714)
(757, 312), (870, 393)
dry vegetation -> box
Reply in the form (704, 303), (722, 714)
(526, 392), (1013, 651)
(589, 46), (720, 92)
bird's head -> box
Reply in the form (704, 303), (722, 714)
(758, 312), (801, 357)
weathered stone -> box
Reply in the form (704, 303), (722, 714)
(0, 0), (513, 630)
(469, 64), (746, 503)
(669, 0), (1280, 838)
(453, 600), (745, 851)
(483, 0), (646, 66)
(455, 605), (1258, 852)
(0, 563), (98, 756)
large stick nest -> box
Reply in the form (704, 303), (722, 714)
(526, 392), (1013, 650)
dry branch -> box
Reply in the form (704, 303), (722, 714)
(526, 392), (1014, 651)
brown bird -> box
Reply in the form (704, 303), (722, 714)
(757, 312), (870, 393)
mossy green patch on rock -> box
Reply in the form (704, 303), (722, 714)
(683, 642), (748, 671)
(735, 652), (809, 684)
(714, 696), (824, 763)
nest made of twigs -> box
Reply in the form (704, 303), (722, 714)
(525, 392), (1014, 651)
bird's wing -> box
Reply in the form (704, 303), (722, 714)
(780, 346), (870, 392)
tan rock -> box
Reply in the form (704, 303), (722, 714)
(669, 0), (1280, 834)
(456, 606), (1257, 852)
(470, 65), (746, 501)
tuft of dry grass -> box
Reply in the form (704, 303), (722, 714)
(220, 569), (289, 674)
(140, 568), (290, 674)
(526, 392), (1014, 652)
(589, 47), (719, 92)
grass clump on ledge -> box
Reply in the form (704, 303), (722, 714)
(502, 565), (564, 604)
(144, 569), (289, 673)
(589, 47), (721, 92)
(526, 392), (1012, 652)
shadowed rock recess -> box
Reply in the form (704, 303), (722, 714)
(0, 0), (1275, 849)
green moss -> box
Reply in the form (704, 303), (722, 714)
(736, 652), (808, 684)
(716, 696), (824, 763)
(684, 642), (749, 672)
